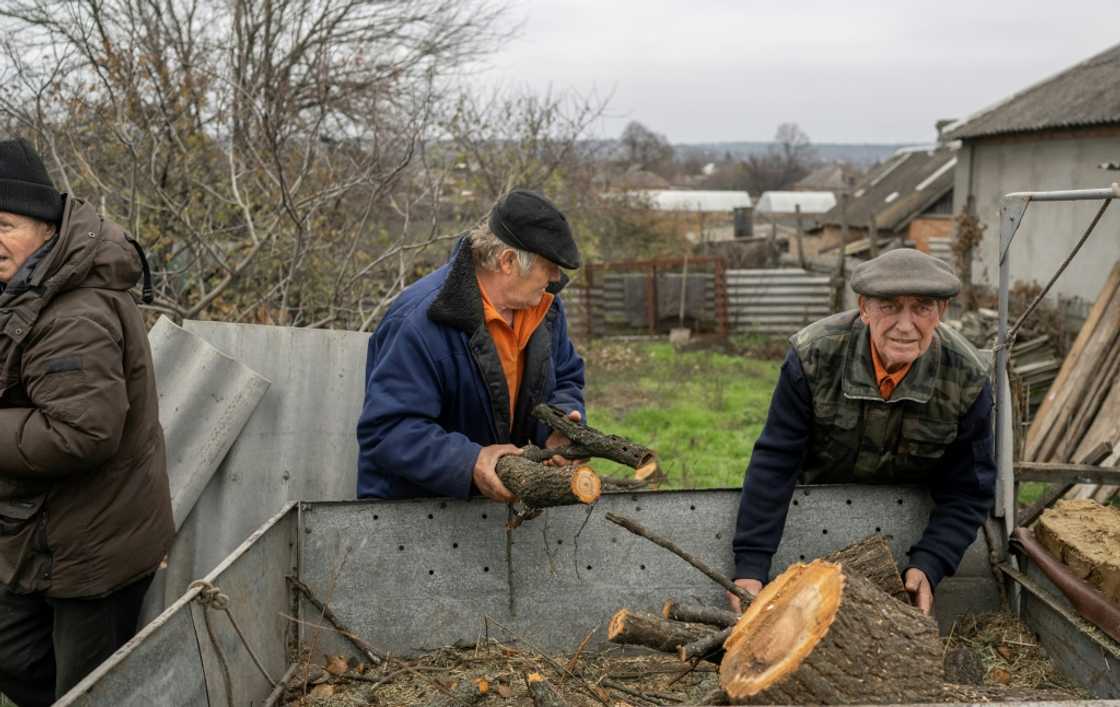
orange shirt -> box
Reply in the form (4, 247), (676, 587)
(478, 278), (554, 417)
(870, 337), (913, 401)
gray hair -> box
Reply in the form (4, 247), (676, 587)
(469, 222), (535, 275)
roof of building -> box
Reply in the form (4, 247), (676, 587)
(816, 146), (957, 232)
(755, 191), (836, 214)
(793, 164), (860, 192)
(944, 42), (1120, 141)
(634, 189), (753, 212)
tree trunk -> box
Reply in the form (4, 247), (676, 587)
(662, 600), (738, 628)
(720, 560), (942, 705)
(526, 673), (569, 707)
(607, 609), (715, 654)
(494, 456), (600, 507)
(822, 534), (907, 602)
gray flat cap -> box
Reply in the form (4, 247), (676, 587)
(850, 248), (960, 299)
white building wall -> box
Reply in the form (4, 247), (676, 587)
(953, 133), (1120, 302)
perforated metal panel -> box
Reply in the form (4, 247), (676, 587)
(298, 487), (995, 656)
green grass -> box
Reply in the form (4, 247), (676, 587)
(582, 340), (781, 489)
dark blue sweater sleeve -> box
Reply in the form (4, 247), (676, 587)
(905, 382), (996, 589)
(732, 348), (812, 581)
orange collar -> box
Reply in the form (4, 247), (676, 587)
(869, 336), (912, 401)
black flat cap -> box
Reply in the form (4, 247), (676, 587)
(850, 248), (960, 299)
(489, 189), (581, 269)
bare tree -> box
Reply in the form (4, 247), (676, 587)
(619, 120), (674, 174)
(0, 0), (509, 328)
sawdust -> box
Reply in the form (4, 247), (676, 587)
(280, 612), (1088, 706)
(282, 643), (720, 706)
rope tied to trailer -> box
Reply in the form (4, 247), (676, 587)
(191, 579), (278, 707)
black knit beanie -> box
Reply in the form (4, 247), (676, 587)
(0, 138), (64, 225)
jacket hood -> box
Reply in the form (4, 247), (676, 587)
(0, 197), (142, 319)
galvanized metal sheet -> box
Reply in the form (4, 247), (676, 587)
(298, 487), (995, 657)
(149, 316), (272, 530)
(56, 589), (208, 706)
(159, 321), (369, 605)
(60, 503), (299, 707)
(1021, 560), (1120, 699)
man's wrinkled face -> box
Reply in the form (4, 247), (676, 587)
(858, 295), (948, 371)
(499, 251), (562, 310)
(0, 211), (52, 284)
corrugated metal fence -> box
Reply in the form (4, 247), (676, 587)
(566, 268), (831, 337)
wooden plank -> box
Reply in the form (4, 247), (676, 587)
(1027, 262), (1120, 461)
(1015, 462), (1120, 484)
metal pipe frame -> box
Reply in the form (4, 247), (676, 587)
(994, 183), (1120, 539)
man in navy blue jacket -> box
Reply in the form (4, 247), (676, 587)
(356, 190), (586, 501)
(731, 250), (995, 615)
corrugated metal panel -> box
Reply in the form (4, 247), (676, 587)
(154, 322), (370, 610)
(148, 317), (272, 531)
(927, 236), (954, 266)
(726, 268), (832, 336)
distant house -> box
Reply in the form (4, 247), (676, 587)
(628, 189), (754, 243)
(793, 164), (861, 193)
(944, 42), (1120, 301)
(807, 145), (957, 260)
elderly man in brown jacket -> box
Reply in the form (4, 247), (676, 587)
(0, 138), (174, 707)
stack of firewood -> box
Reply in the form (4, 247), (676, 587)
(605, 532), (947, 704)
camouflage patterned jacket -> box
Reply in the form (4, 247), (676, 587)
(732, 310), (996, 589)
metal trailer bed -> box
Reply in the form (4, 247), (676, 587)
(54, 487), (1119, 706)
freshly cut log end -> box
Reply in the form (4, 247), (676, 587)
(720, 559), (942, 705)
(494, 456), (602, 507)
(570, 465), (602, 504)
(635, 457), (660, 480)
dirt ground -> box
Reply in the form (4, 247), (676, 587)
(279, 612), (1086, 706)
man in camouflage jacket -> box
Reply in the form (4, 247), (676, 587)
(730, 249), (995, 615)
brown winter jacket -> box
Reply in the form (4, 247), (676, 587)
(0, 197), (173, 598)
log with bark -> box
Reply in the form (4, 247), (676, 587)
(494, 455), (601, 507)
(607, 609), (715, 654)
(821, 533), (907, 602)
(719, 559), (942, 705)
(526, 672), (570, 707)
(662, 600), (738, 628)
(679, 626), (733, 664)
(531, 403), (660, 478)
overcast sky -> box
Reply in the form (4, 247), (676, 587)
(470, 1), (1120, 145)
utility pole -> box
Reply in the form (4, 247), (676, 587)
(794, 204), (807, 270)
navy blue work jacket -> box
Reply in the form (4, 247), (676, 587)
(356, 238), (586, 499)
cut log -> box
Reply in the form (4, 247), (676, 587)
(532, 403), (659, 472)
(607, 609), (714, 654)
(494, 456), (601, 507)
(662, 600), (738, 628)
(526, 672), (569, 707)
(720, 559), (942, 704)
(425, 677), (489, 707)
(821, 533), (907, 602)
(678, 626), (733, 664)
(1036, 499), (1120, 604)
